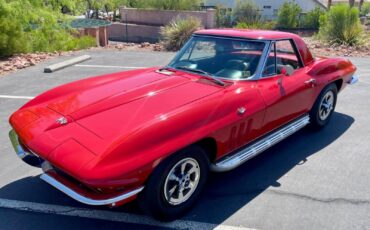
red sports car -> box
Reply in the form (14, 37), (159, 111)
(9, 29), (357, 220)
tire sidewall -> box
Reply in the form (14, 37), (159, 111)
(139, 145), (209, 221)
(311, 84), (338, 127)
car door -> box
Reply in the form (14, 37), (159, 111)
(257, 39), (316, 132)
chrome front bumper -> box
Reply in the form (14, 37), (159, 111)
(9, 129), (144, 206)
(9, 129), (43, 167)
(40, 173), (144, 206)
(349, 75), (359, 85)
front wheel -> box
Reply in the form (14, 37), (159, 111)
(138, 145), (209, 221)
(309, 83), (338, 129)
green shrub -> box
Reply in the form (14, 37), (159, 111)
(301, 7), (325, 29)
(277, 1), (302, 29)
(233, 0), (261, 24)
(160, 17), (202, 51)
(360, 2), (370, 16)
(235, 21), (276, 30)
(0, 0), (95, 57)
(0, 0), (29, 56)
(318, 4), (364, 45)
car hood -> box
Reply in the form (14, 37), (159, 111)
(44, 69), (217, 119)
(27, 68), (222, 139)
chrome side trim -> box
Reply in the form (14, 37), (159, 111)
(211, 115), (310, 172)
(349, 75), (358, 85)
(40, 174), (144, 206)
(9, 129), (43, 167)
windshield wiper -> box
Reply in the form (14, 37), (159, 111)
(175, 66), (226, 86)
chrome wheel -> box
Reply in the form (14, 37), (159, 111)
(319, 91), (334, 121)
(163, 158), (200, 206)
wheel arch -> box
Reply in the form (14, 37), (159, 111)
(333, 79), (343, 92)
(193, 137), (218, 163)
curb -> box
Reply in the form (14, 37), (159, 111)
(44, 55), (91, 73)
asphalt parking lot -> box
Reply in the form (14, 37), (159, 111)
(0, 50), (369, 230)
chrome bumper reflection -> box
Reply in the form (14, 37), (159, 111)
(9, 129), (43, 167)
(40, 173), (144, 206)
(349, 75), (358, 85)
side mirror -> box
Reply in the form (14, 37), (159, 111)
(281, 65), (294, 76)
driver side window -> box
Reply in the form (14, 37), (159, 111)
(262, 40), (302, 77)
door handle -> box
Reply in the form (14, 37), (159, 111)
(304, 79), (316, 84)
(304, 78), (316, 87)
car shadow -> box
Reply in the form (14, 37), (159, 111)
(0, 112), (354, 227)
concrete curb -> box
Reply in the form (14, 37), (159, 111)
(44, 55), (91, 73)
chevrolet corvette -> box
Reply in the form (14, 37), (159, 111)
(9, 29), (358, 220)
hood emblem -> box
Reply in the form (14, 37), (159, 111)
(56, 117), (68, 125)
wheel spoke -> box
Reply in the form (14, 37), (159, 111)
(169, 173), (180, 182)
(180, 162), (187, 175)
(178, 189), (184, 200)
(187, 166), (197, 175)
(186, 181), (195, 189)
(169, 184), (178, 197)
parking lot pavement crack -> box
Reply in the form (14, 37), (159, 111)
(266, 189), (370, 206)
(207, 189), (370, 206)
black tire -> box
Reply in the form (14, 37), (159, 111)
(309, 83), (338, 129)
(138, 145), (209, 221)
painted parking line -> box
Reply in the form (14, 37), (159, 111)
(75, 64), (147, 69)
(0, 95), (35, 100)
(0, 198), (254, 230)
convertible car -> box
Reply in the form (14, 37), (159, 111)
(9, 29), (357, 220)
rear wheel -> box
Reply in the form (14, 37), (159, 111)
(309, 83), (337, 129)
(138, 145), (209, 221)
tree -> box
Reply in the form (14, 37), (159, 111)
(359, 0), (364, 11)
(349, 0), (355, 7)
(277, 1), (302, 29)
(233, 0), (261, 24)
(328, 0), (332, 9)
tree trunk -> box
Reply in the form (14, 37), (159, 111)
(87, 0), (92, 18)
(349, 0), (355, 7)
(359, 0), (364, 11)
(327, 0), (332, 9)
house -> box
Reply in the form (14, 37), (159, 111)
(204, 0), (327, 19)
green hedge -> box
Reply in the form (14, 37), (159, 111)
(0, 0), (95, 57)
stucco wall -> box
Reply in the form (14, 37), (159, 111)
(108, 23), (161, 43)
(108, 8), (215, 43)
(119, 8), (215, 28)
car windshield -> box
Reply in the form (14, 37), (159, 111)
(168, 36), (266, 80)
